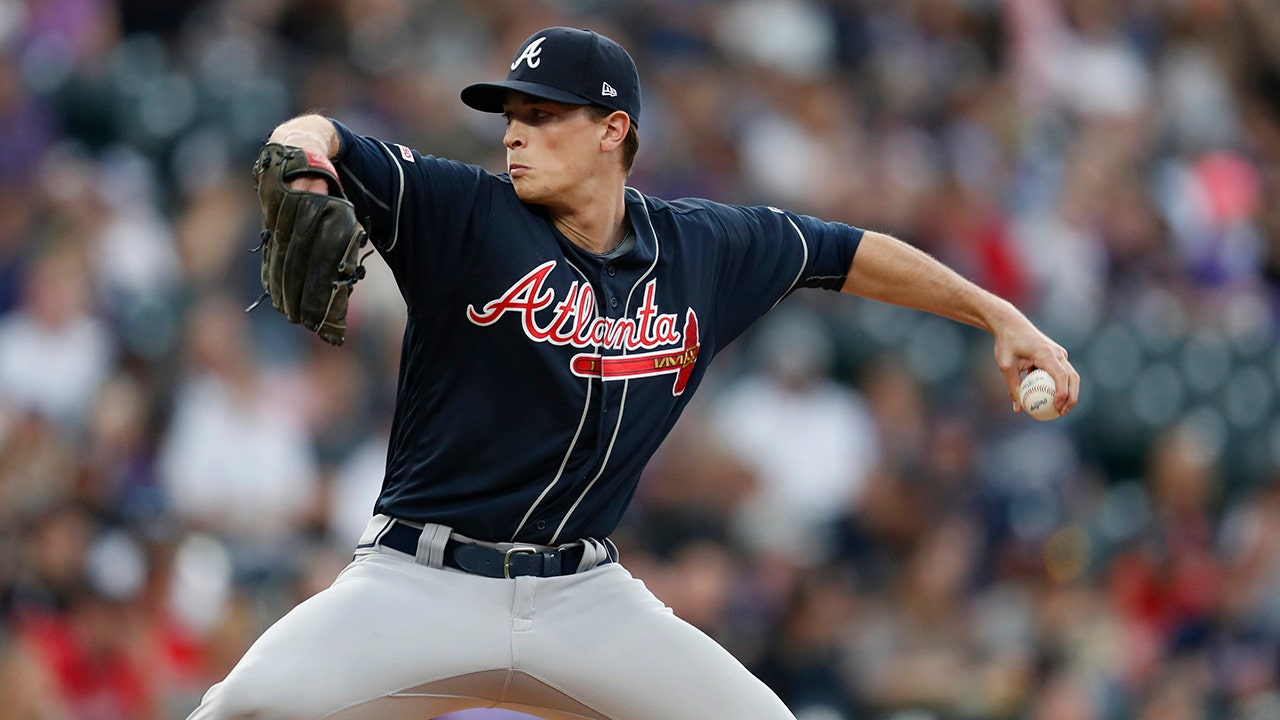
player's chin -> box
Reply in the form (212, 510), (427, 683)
(511, 178), (550, 205)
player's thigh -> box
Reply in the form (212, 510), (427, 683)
(189, 552), (512, 720)
(525, 565), (796, 720)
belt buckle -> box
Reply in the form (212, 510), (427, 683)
(503, 546), (540, 579)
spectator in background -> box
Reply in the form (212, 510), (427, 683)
(711, 306), (880, 561)
(79, 372), (157, 515)
(1220, 472), (1280, 654)
(752, 568), (863, 718)
(156, 294), (319, 578)
(0, 238), (114, 438)
(5, 504), (93, 622)
(845, 516), (998, 716)
(1108, 419), (1227, 709)
(16, 528), (158, 720)
(0, 413), (79, 533)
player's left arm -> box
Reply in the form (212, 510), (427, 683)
(842, 230), (1079, 416)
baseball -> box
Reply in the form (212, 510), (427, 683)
(1019, 368), (1060, 421)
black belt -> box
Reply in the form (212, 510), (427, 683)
(371, 520), (616, 579)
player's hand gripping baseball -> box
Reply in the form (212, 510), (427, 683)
(993, 316), (1078, 417)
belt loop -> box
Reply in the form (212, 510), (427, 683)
(574, 538), (617, 573)
(358, 514), (394, 547)
(575, 539), (599, 573)
(415, 524), (451, 569)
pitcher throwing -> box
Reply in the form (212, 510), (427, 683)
(189, 26), (1079, 720)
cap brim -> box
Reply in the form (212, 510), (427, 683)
(461, 80), (593, 113)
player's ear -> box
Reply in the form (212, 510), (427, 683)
(599, 110), (630, 154)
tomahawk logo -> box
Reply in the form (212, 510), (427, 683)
(511, 37), (547, 71)
(466, 261), (700, 395)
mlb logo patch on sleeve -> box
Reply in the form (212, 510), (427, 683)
(395, 144), (415, 162)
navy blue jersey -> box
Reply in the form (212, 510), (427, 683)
(330, 120), (863, 544)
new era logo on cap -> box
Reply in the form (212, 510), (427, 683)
(461, 27), (642, 126)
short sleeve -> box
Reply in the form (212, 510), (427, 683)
(701, 201), (862, 345)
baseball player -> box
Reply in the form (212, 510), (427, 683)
(190, 26), (1079, 720)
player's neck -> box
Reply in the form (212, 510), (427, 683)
(549, 182), (628, 254)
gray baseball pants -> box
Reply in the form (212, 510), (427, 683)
(185, 515), (797, 720)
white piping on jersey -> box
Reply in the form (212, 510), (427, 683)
(550, 187), (661, 544)
(551, 380), (628, 544)
(511, 256), (598, 540)
(511, 359), (595, 540)
(774, 214), (810, 308)
(373, 141), (407, 252)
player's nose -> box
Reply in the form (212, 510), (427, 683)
(503, 123), (524, 150)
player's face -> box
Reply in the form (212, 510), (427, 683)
(502, 94), (604, 205)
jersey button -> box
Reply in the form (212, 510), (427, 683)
(609, 297), (619, 308)
(535, 520), (547, 530)
(606, 264), (616, 277)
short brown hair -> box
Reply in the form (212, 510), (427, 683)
(588, 105), (639, 174)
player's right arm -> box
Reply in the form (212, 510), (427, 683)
(267, 114), (340, 194)
(842, 230), (1079, 416)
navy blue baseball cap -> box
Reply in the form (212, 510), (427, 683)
(462, 27), (641, 125)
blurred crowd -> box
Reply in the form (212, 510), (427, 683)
(2, 0), (1280, 719)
